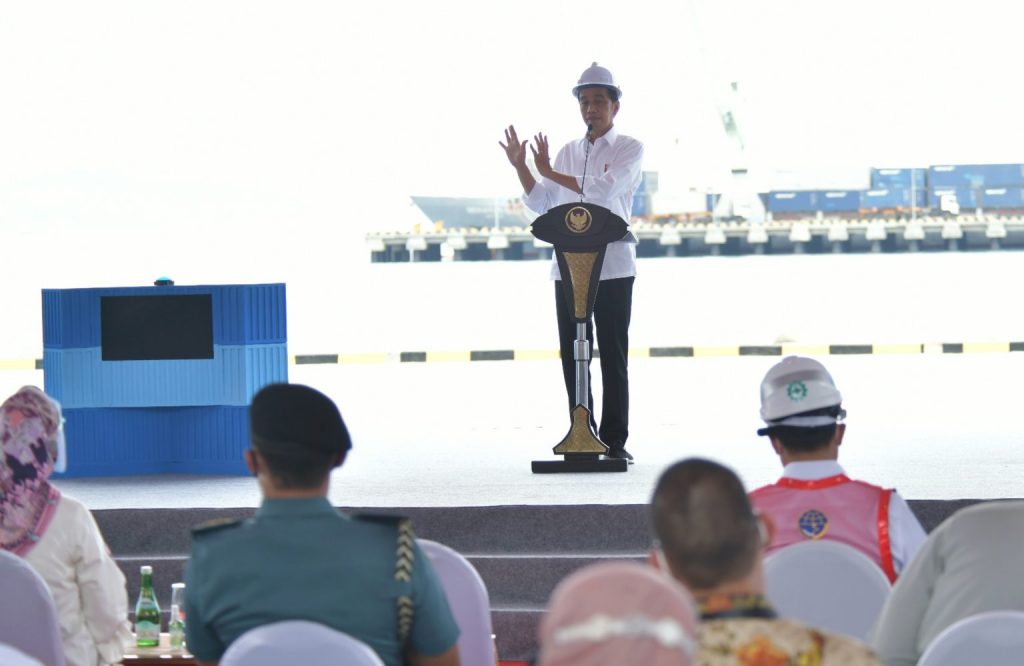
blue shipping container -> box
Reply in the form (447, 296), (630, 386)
(979, 187), (1024, 210)
(817, 190), (861, 212)
(870, 168), (927, 191)
(860, 188), (927, 210)
(632, 193), (650, 217)
(929, 187), (979, 210)
(767, 191), (815, 213)
(861, 188), (907, 209)
(929, 164), (1024, 189)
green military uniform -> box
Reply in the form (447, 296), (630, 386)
(184, 498), (459, 666)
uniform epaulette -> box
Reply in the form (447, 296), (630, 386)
(352, 513), (410, 526)
(191, 517), (243, 536)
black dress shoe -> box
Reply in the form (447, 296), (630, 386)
(606, 447), (634, 464)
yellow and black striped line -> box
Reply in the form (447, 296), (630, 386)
(291, 341), (1021, 364)
(2, 342), (1020, 370)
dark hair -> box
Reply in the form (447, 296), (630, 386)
(253, 436), (339, 489)
(763, 405), (843, 452)
(651, 458), (760, 590)
(576, 85), (620, 103)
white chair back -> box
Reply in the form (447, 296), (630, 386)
(763, 540), (890, 641)
(0, 551), (66, 666)
(918, 611), (1024, 666)
(0, 644), (45, 666)
(419, 539), (496, 666)
(220, 620), (384, 666)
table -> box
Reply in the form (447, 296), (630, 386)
(120, 633), (194, 665)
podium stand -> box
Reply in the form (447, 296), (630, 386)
(42, 283), (287, 476)
(530, 203), (629, 474)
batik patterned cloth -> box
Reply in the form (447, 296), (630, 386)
(697, 617), (880, 666)
(0, 386), (62, 555)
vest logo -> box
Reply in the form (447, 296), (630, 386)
(798, 509), (829, 539)
(565, 206), (593, 234)
(787, 380), (808, 402)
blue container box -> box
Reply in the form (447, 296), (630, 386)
(870, 168), (927, 191)
(929, 164), (1024, 190)
(817, 190), (861, 212)
(54, 406), (250, 477)
(861, 189), (907, 209)
(631, 193), (650, 217)
(767, 191), (815, 213)
(42, 283), (287, 476)
(929, 187), (979, 209)
(979, 187), (1024, 209)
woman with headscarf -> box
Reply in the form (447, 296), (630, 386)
(1, 386), (131, 666)
(538, 561), (698, 666)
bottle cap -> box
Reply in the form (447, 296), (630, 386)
(141, 565), (153, 574)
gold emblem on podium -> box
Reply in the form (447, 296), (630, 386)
(565, 206), (593, 234)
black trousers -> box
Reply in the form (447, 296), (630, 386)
(554, 276), (634, 449)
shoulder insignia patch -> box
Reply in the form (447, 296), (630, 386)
(191, 517), (243, 535)
(352, 513), (409, 527)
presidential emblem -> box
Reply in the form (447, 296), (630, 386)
(565, 206), (592, 234)
(798, 509), (829, 539)
(787, 380), (808, 402)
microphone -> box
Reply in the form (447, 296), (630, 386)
(581, 124), (593, 202)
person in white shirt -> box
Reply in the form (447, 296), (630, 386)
(748, 357), (926, 581)
(499, 62), (644, 462)
(0, 386), (131, 666)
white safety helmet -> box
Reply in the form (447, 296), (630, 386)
(572, 62), (622, 99)
(758, 356), (844, 434)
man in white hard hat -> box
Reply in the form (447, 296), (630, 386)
(499, 62), (644, 462)
(748, 356), (926, 581)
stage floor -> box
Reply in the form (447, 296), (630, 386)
(29, 353), (1024, 509)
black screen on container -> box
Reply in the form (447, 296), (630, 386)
(101, 294), (214, 361)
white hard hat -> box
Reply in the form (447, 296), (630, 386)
(758, 356), (844, 431)
(572, 62), (622, 98)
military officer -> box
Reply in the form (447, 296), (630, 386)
(184, 383), (460, 666)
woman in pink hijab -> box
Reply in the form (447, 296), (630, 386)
(538, 561), (698, 666)
(1, 386), (131, 666)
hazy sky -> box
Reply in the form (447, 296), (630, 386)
(2, 0), (1023, 353)
(3, 1), (1023, 227)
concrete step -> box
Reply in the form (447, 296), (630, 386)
(97, 500), (969, 664)
(492, 608), (543, 662)
(93, 501), (966, 558)
(94, 504), (654, 556)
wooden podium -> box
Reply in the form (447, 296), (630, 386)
(530, 203), (629, 473)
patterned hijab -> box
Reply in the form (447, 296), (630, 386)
(0, 386), (64, 555)
(538, 561), (698, 666)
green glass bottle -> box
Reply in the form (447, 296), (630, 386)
(135, 565), (161, 647)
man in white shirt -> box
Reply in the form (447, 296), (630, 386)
(499, 62), (644, 462)
(748, 357), (926, 581)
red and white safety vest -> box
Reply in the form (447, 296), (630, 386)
(750, 474), (896, 582)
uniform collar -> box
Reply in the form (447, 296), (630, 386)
(698, 593), (778, 621)
(256, 496), (340, 518)
(584, 125), (619, 148)
(781, 460), (845, 480)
